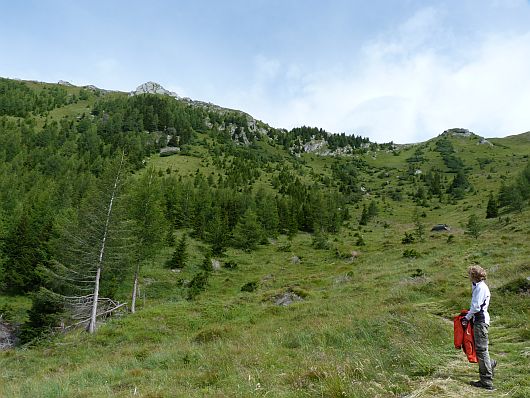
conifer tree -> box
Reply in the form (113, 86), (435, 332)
(167, 234), (188, 269)
(486, 193), (498, 219)
(128, 166), (165, 313)
(465, 214), (482, 239)
(232, 209), (262, 251)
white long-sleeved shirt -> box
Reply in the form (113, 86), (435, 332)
(465, 280), (491, 325)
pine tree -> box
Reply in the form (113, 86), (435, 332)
(359, 205), (369, 226)
(167, 234), (188, 269)
(413, 207), (425, 242)
(465, 214), (482, 239)
(127, 166), (166, 313)
(485, 193), (498, 219)
(232, 209), (262, 251)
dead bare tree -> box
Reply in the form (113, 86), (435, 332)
(45, 152), (134, 333)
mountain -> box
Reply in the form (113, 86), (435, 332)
(0, 77), (529, 397)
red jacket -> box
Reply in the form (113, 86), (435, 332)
(454, 310), (478, 363)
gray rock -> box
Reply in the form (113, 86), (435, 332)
(131, 82), (180, 98)
(211, 259), (221, 271)
(0, 320), (17, 350)
(274, 291), (303, 306)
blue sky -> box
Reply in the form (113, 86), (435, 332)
(1, 0), (530, 143)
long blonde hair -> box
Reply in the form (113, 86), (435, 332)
(468, 265), (487, 283)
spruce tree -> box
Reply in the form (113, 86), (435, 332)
(465, 214), (482, 239)
(232, 209), (262, 251)
(486, 193), (498, 219)
(167, 234), (188, 269)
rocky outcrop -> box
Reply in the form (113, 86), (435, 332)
(442, 128), (475, 138)
(130, 82), (180, 98)
(0, 320), (17, 350)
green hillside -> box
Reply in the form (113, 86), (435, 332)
(1, 78), (529, 397)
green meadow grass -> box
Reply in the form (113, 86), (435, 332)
(1, 132), (529, 397)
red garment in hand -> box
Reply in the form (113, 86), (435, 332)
(454, 309), (478, 363)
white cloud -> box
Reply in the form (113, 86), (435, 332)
(238, 7), (530, 143)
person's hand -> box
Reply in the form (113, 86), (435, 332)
(461, 318), (469, 327)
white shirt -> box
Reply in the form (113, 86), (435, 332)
(465, 280), (491, 325)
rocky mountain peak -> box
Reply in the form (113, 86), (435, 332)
(130, 81), (180, 98)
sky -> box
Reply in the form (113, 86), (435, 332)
(1, 0), (530, 143)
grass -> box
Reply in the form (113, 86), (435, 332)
(1, 129), (530, 397)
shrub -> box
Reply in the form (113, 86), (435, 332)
(187, 272), (209, 300)
(401, 232), (415, 244)
(222, 261), (238, 269)
(403, 249), (420, 258)
(240, 281), (258, 293)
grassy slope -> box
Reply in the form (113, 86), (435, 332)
(1, 109), (529, 397)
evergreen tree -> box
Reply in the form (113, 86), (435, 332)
(204, 210), (231, 255)
(413, 208), (425, 242)
(465, 214), (482, 239)
(486, 193), (499, 219)
(232, 209), (262, 251)
(127, 166), (166, 313)
(359, 205), (369, 226)
(167, 234), (188, 269)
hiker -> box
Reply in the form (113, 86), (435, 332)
(461, 265), (496, 390)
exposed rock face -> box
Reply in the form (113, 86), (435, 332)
(479, 138), (493, 146)
(58, 80), (74, 86)
(443, 128), (474, 138)
(131, 82), (180, 98)
(0, 320), (17, 350)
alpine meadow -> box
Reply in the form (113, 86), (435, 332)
(0, 77), (529, 398)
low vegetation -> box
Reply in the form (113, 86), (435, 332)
(0, 78), (529, 397)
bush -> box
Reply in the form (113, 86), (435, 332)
(312, 233), (330, 250)
(18, 288), (65, 344)
(403, 249), (420, 258)
(241, 281), (258, 292)
(222, 261), (238, 269)
(497, 278), (530, 295)
(187, 272), (209, 300)
(401, 232), (415, 244)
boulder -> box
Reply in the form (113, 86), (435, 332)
(431, 224), (451, 232)
(274, 291), (303, 306)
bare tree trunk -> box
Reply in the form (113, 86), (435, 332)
(131, 265), (139, 313)
(87, 154), (123, 334)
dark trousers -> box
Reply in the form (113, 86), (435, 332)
(474, 322), (493, 386)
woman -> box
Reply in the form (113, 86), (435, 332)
(461, 265), (497, 390)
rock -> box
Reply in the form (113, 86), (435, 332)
(0, 320), (17, 350)
(291, 256), (301, 264)
(431, 224), (451, 232)
(130, 82), (180, 98)
(159, 146), (180, 157)
(479, 138), (493, 146)
(211, 259), (221, 271)
(274, 291), (303, 306)
(58, 80), (74, 86)
(334, 274), (352, 285)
